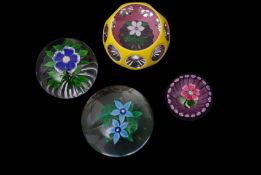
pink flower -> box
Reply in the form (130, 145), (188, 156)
(181, 84), (200, 101)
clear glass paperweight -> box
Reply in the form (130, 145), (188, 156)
(81, 85), (153, 157)
(36, 38), (98, 99)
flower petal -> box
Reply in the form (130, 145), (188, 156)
(123, 101), (132, 110)
(193, 89), (200, 96)
(182, 85), (189, 91)
(138, 26), (145, 31)
(188, 84), (196, 90)
(55, 62), (66, 73)
(127, 26), (135, 30)
(119, 115), (125, 123)
(66, 62), (76, 73)
(53, 52), (64, 62)
(120, 122), (128, 129)
(125, 111), (133, 117)
(131, 21), (137, 27)
(113, 133), (120, 144)
(107, 127), (115, 134)
(63, 47), (75, 56)
(129, 30), (136, 35)
(120, 130), (128, 138)
(114, 100), (123, 109)
(136, 21), (142, 27)
(135, 30), (141, 36)
(70, 54), (80, 63)
(111, 109), (120, 116)
(112, 119), (119, 127)
(192, 95), (199, 101)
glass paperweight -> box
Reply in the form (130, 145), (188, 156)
(166, 74), (213, 121)
(81, 85), (153, 157)
(36, 38), (98, 99)
(103, 2), (170, 70)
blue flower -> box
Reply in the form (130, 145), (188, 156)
(108, 119), (129, 144)
(110, 100), (133, 123)
(52, 46), (80, 74)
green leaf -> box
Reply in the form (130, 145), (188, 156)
(47, 71), (62, 82)
(47, 79), (55, 86)
(126, 118), (138, 135)
(44, 61), (55, 68)
(79, 50), (88, 57)
(126, 21), (132, 26)
(64, 39), (73, 46)
(185, 100), (197, 108)
(46, 51), (54, 58)
(79, 60), (90, 65)
(72, 77), (81, 87)
(101, 117), (112, 127)
(179, 96), (186, 105)
(132, 111), (143, 118)
(73, 43), (81, 49)
(126, 134), (134, 142)
(48, 79), (61, 89)
(53, 81), (61, 89)
(74, 67), (81, 75)
(101, 104), (115, 114)
(97, 114), (111, 119)
(78, 75), (88, 82)
(53, 44), (63, 51)
(129, 103), (134, 111)
(142, 22), (148, 27)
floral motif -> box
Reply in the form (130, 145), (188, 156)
(140, 8), (154, 17)
(97, 99), (143, 144)
(179, 83), (200, 108)
(151, 45), (165, 61)
(119, 21), (154, 50)
(126, 55), (145, 68)
(119, 5), (134, 16)
(111, 100), (133, 123)
(108, 119), (128, 144)
(44, 39), (90, 89)
(52, 46), (80, 74)
(107, 45), (120, 61)
(181, 84), (200, 101)
(127, 21), (145, 37)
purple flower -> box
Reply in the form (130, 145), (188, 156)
(52, 46), (80, 74)
(110, 100), (133, 123)
(108, 119), (128, 144)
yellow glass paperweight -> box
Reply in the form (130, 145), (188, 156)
(103, 2), (170, 70)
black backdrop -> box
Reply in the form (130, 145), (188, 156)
(14, 0), (259, 172)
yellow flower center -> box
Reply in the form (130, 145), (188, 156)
(62, 56), (71, 63)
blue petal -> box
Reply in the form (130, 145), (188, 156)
(55, 62), (66, 71)
(120, 122), (128, 129)
(53, 52), (64, 62)
(112, 119), (119, 127)
(125, 111), (133, 117)
(120, 130), (128, 138)
(66, 62), (76, 71)
(124, 101), (132, 110)
(70, 54), (79, 63)
(107, 127), (115, 134)
(119, 115), (125, 123)
(64, 47), (74, 56)
(113, 133), (120, 144)
(110, 109), (120, 116)
(114, 100), (123, 109)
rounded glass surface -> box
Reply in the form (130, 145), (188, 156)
(112, 4), (160, 50)
(166, 74), (213, 121)
(81, 85), (153, 157)
(36, 38), (98, 99)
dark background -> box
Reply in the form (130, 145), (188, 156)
(12, 0), (259, 172)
